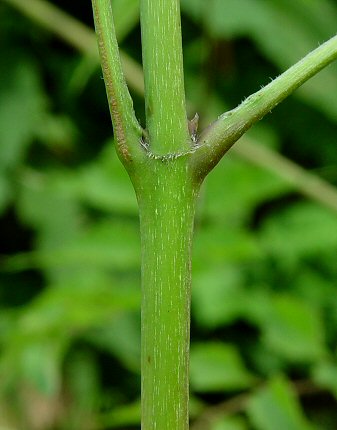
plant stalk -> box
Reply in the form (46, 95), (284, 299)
(136, 162), (198, 430)
(92, 0), (143, 165)
(140, 0), (190, 154)
(137, 2), (197, 427)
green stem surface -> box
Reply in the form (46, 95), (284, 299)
(137, 3), (197, 426)
(92, 0), (143, 164)
(136, 162), (198, 430)
(140, 0), (190, 154)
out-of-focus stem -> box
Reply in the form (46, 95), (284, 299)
(2, 0), (144, 95)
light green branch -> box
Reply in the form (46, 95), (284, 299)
(140, 0), (190, 154)
(191, 34), (337, 179)
(92, 0), (144, 164)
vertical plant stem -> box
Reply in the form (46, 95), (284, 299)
(93, 1), (198, 428)
(137, 3), (197, 426)
(140, 0), (190, 154)
(137, 162), (197, 430)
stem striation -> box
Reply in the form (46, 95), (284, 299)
(140, 0), (190, 154)
(92, 0), (143, 165)
(136, 161), (198, 430)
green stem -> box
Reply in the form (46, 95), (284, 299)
(136, 162), (198, 430)
(92, 0), (143, 164)
(191, 34), (337, 179)
(137, 3), (197, 426)
(140, 0), (190, 154)
(10, 0), (337, 214)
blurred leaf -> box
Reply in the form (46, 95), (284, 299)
(14, 158), (139, 281)
(64, 350), (100, 430)
(0, 59), (47, 169)
(0, 175), (11, 213)
(33, 219), (140, 271)
(247, 376), (315, 430)
(1, 272), (139, 347)
(56, 218), (139, 268)
(23, 273), (139, 333)
(86, 313), (141, 373)
(17, 169), (82, 249)
(260, 295), (326, 363)
(192, 266), (246, 328)
(4, 218), (141, 287)
(260, 203), (337, 263)
(0, 272), (140, 399)
(202, 153), (287, 223)
(112, 0), (140, 42)
(67, 53), (100, 95)
(312, 361), (337, 399)
(100, 400), (141, 428)
(292, 270), (335, 309)
(247, 341), (285, 379)
(194, 225), (262, 266)
(35, 114), (78, 152)
(190, 342), (255, 392)
(69, 143), (138, 215)
(0, 58), (47, 214)
(20, 341), (64, 396)
(212, 416), (248, 430)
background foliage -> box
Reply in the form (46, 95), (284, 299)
(1, 0), (337, 429)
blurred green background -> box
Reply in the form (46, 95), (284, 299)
(1, 0), (337, 429)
